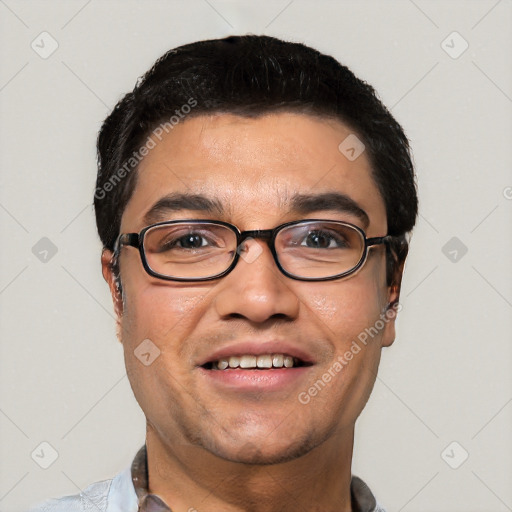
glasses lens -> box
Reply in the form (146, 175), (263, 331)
(276, 221), (365, 279)
(143, 223), (237, 279)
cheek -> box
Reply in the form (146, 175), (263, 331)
(299, 271), (387, 423)
(303, 270), (385, 347)
(119, 255), (210, 350)
(118, 276), (211, 427)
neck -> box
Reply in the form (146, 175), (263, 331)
(145, 424), (355, 512)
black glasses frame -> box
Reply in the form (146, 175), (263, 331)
(114, 219), (395, 282)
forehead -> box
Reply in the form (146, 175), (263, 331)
(121, 113), (387, 233)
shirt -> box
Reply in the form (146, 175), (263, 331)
(28, 445), (387, 512)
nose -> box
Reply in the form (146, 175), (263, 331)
(213, 238), (300, 323)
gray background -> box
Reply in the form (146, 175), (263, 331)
(1, 1), (511, 511)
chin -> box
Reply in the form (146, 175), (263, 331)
(201, 431), (319, 466)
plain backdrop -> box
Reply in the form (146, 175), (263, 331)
(1, 1), (511, 511)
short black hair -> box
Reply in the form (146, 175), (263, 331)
(95, 34), (418, 286)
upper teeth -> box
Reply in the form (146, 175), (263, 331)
(214, 354), (296, 370)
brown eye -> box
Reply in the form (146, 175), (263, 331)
(176, 234), (207, 249)
(300, 230), (349, 249)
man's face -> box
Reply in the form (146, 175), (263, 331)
(103, 113), (399, 464)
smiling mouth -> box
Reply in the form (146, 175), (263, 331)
(202, 354), (313, 370)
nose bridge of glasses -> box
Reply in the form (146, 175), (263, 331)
(238, 229), (274, 245)
(237, 229), (275, 254)
(235, 229), (276, 266)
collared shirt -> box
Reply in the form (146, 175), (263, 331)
(28, 445), (387, 512)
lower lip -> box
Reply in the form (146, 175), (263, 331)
(198, 366), (311, 392)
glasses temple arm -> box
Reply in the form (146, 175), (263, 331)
(113, 233), (140, 254)
(366, 235), (394, 247)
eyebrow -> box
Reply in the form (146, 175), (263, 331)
(290, 192), (370, 228)
(142, 193), (225, 225)
(142, 191), (369, 228)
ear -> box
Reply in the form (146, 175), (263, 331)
(101, 249), (124, 335)
(380, 259), (405, 348)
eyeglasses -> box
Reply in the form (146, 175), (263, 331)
(114, 219), (395, 282)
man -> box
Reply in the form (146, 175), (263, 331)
(30, 34), (417, 512)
